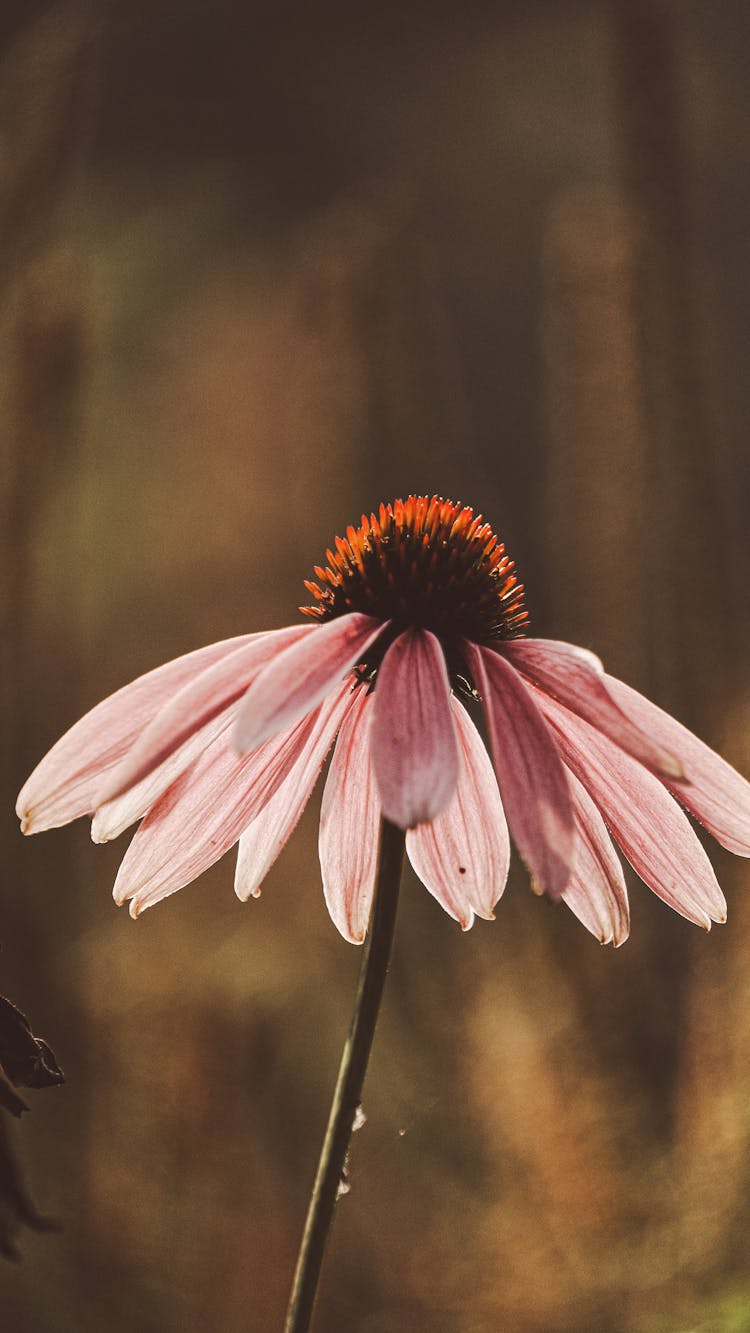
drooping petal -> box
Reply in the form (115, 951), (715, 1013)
(604, 676), (750, 857)
(562, 771), (630, 947)
(538, 692), (727, 928)
(501, 638), (684, 779)
(468, 643), (576, 899)
(234, 681), (359, 903)
(97, 625), (315, 806)
(92, 706), (234, 844)
(406, 699), (510, 929)
(370, 628), (460, 829)
(318, 688), (381, 943)
(114, 682), (352, 917)
(234, 612), (385, 752)
(16, 633), (261, 834)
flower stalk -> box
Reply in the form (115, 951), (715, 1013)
(283, 818), (405, 1333)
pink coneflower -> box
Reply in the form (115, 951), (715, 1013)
(16, 495), (750, 945)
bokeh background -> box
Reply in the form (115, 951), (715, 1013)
(2, 1), (750, 1329)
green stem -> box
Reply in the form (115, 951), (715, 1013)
(283, 818), (406, 1333)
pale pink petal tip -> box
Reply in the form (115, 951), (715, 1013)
(113, 879), (129, 908)
(234, 612), (386, 753)
(110, 877), (139, 916)
(371, 628), (460, 829)
(474, 906), (496, 923)
(16, 632), (262, 834)
(233, 849), (267, 904)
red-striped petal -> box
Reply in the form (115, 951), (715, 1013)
(318, 688), (380, 943)
(370, 628), (460, 829)
(562, 771), (630, 946)
(92, 707), (234, 843)
(539, 693), (726, 928)
(605, 676), (750, 857)
(501, 638), (683, 778)
(406, 699), (510, 929)
(469, 643), (576, 899)
(97, 625), (314, 806)
(234, 684), (359, 903)
(16, 632), (260, 834)
(234, 612), (385, 752)
(114, 683), (352, 917)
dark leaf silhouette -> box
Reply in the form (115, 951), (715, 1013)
(0, 995), (64, 1095)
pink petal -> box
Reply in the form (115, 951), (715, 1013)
(92, 706), (234, 844)
(114, 682), (352, 917)
(318, 688), (380, 943)
(501, 638), (684, 779)
(406, 699), (510, 929)
(538, 693), (727, 928)
(234, 612), (385, 752)
(370, 628), (460, 829)
(16, 633), (261, 834)
(234, 685), (359, 903)
(97, 624), (314, 806)
(562, 771), (630, 947)
(468, 643), (576, 899)
(604, 676), (750, 856)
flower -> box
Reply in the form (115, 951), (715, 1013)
(16, 496), (750, 946)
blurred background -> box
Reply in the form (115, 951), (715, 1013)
(1, 0), (749, 1328)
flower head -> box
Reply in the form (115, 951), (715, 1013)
(301, 495), (527, 690)
(16, 496), (750, 946)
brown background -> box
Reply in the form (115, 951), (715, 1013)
(1, 1), (750, 1329)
